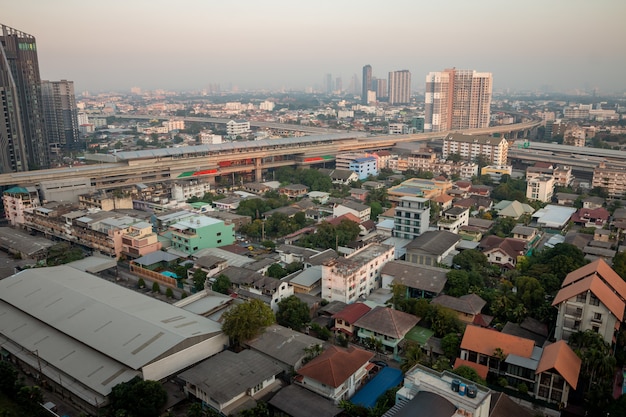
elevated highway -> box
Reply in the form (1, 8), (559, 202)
(0, 120), (541, 189)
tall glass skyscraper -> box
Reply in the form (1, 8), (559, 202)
(0, 24), (48, 172)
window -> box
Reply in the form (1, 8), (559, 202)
(590, 294), (600, 306)
(593, 312), (602, 321)
(576, 293), (586, 303)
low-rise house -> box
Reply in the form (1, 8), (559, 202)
(120, 221), (162, 258)
(242, 182), (270, 195)
(431, 193), (454, 211)
(289, 265), (323, 295)
(179, 349), (283, 416)
(332, 302), (371, 340)
(431, 294), (486, 324)
(493, 200), (535, 219)
(437, 207), (469, 234)
(280, 184), (309, 199)
(353, 306), (419, 358)
(381, 260), (447, 299)
(212, 195), (242, 211)
(511, 225), (540, 244)
(556, 192), (579, 206)
(404, 230), (461, 267)
(3, 186), (40, 226)
(319, 168), (359, 185)
(582, 196), (605, 209)
(349, 188), (369, 202)
(453, 196), (493, 212)
(553, 259), (626, 345)
(333, 200), (371, 222)
(571, 207), (610, 228)
(459, 326), (581, 407)
(246, 324), (327, 371)
(295, 346), (374, 403)
(220, 266), (294, 312)
(307, 191), (331, 204)
(478, 236), (527, 270)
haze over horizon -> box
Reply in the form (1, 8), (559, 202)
(4, 0), (626, 94)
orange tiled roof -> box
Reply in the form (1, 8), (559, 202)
(552, 275), (625, 321)
(460, 325), (534, 358)
(536, 341), (581, 389)
(561, 259), (626, 301)
(454, 358), (489, 380)
(297, 346), (374, 388)
(327, 213), (361, 226)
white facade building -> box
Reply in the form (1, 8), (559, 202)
(322, 243), (394, 304)
(226, 120), (250, 136)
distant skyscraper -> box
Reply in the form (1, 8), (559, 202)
(424, 68), (492, 132)
(335, 76), (342, 93)
(388, 70), (411, 105)
(41, 80), (80, 151)
(0, 24), (48, 172)
(362, 65), (372, 104)
(324, 73), (333, 94)
(375, 78), (388, 100)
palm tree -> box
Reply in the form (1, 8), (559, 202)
(401, 342), (425, 373)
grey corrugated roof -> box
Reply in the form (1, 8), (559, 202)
(405, 231), (461, 256)
(134, 251), (180, 265)
(178, 350), (283, 404)
(0, 227), (55, 256)
(0, 266), (222, 371)
(269, 384), (341, 417)
(381, 260), (447, 294)
(246, 324), (326, 369)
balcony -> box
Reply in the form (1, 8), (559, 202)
(564, 306), (582, 319)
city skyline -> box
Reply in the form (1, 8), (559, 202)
(3, 0), (626, 93)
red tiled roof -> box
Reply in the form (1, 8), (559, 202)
(536, 341), (581, 389)
(332, 302), (371, 324)
(460, 325), (534, 358)
(454, 358), (489, 380)
(479, 236), (527, 260)
(353, 306), (420, 339)
(327, 213), (361, 226)
(297, 346), (374, 388)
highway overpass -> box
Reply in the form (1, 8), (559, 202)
(0, 120), (541, 189)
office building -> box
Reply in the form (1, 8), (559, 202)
(324, 73), (332, 94)
(388, 70), (411, 105)
(362, 65), (372, 104)
(424, 68), (492, 132)
(0, 24), (48, 171)
(41, 80), (80, 151)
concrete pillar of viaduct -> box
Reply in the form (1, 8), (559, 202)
(255, 157), (263, 182)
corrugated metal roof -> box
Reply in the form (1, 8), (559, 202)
(0, 266), (222, 371)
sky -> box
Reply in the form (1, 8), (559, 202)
(3, 0), (626, 94)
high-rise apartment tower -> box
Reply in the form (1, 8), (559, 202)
(388, 70), (411, 105)
(424, 68), (492, 132)
(0, 24), (48, 171)
(41, 80), (80, 152)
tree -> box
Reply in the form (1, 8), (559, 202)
(452, 250), (489, 272)
(109, 377), (168, 417)
(221, 299), (275, 346)
(441, 334), (461, 360)
(401, 341), (424, 372)
(276, 295), (310, 330)
(137, 278), (146, 289)
(46, 243), (84, 266)
(192, 269), (208, 292)
(212, 274), (230, 294)
(152, 282), (160, 293)
(267, 263), (288, 278)
(613, 250), (626, 280)
(451, 365), (487, 385)
(0, 361), (19, 396)
(165, 288), (174, 298)
(445, 270), (470, 297)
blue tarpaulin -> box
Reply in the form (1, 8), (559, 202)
(351, 367), (403, 408)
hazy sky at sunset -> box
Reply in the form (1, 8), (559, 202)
(4, 0), (625, 93)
